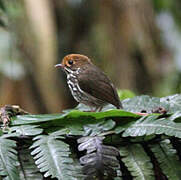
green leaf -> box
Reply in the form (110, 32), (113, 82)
(30, 129), (84, 180)
(168, 111), (181, 122)
(83, 119), (116, 136)
(11, 113), (63, 125)
(18, 148), (43, 180)
(123, 115), (181, 138)
(122, 94), (181, 114)
(161, 94), (181, 113)
(119, 144), (154, 180)
(150, 139), (181, 180)
(10, 125), (43, 136)
(67, 109), (139, 120)
(122, 95), (168, 113)
(11, 109), (139, 126)
(0, 136), (20, 180)
(115, 121), (135, 134)
(11, 109), (139, 138)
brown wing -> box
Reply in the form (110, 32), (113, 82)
(77, 64), (122, 109)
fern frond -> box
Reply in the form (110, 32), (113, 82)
(123, 115), (181, 138)
(30, 129), (84, 180)
(122, 95), (164, 113)
(161, 94), (181, 113)
(0, 136), (20, 180)
(18, 148), (43, 180)
(150, 139), (181, 180)
(123, 94), (181, 113)
(83, 119), (115, 136)
(78, 136), (120, 179)
(10, 125), (43, 136)
(119, 144), (154, 180)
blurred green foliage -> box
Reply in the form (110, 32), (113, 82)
(153, 0), (181, 29)
(118, 89), (136, 100)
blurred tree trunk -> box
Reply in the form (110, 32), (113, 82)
(0, 0), (69, 113)
(91, 0), (171, 94)
(23, 0), (67, 112)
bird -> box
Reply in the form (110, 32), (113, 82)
(55, 54), (122, 112)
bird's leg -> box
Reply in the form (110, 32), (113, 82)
(93, 106), (103, 112)
(97, 106), (103, 112)
(87, 106), (99, 112)
(89, 107), (96, 112)
(83, 106), (95, 112)
(0, 105), (29, 128)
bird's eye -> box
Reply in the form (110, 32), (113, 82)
(68, 60), (73, 65)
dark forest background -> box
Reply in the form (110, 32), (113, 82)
(0, 0), (181, 114)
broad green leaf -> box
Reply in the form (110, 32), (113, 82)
(11, 113), (63, 125)
(11, 109), (139, 138)
(150, 139), (181, 180)
(11, 109), (139, 126)
(30, 129), (84, 180)
(123, 115), (181, 138)
(119, 144), (154, 180)
(0, 136), (20, 180)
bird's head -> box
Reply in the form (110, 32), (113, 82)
(55, 54), (92, 73)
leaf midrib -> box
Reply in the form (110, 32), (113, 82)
(159, 143), (180, 179)
(133, 123), (181, 132)
(47, 138), (64, 179)
(0, 140), (15, 180)
(129, 146), (147, 180)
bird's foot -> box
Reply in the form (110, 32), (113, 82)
(83, 109), (96, 112)
(83, 108), (99, 112)
(135, 107), (167, 116)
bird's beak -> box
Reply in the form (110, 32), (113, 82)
(55, 64), (63, 68)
